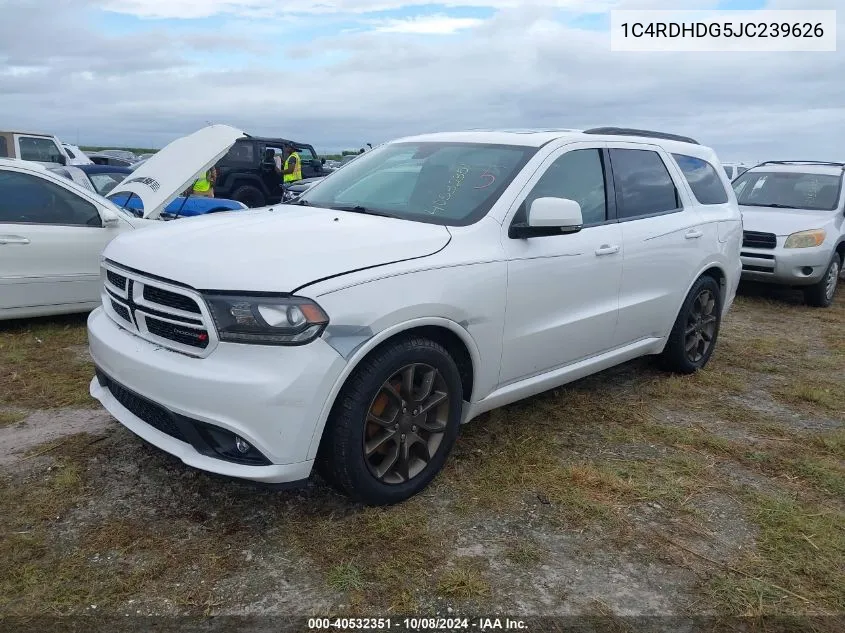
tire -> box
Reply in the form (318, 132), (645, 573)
(803, 255), (840, 308)
(659, 275), (723, 374)
(231, 185), (265, 208)
(316, 337), (463, 506)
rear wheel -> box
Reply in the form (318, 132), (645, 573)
(659, 276), (723, 374)
(317, 337), (463, 505)
(803, 255), (840, 308)
(231, 185), (265, 208)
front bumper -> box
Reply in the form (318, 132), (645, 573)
(740, 245), (833, 286)
(87, 307), (347, 483)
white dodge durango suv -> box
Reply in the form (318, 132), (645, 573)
(734, 161), (845, 307)
(88, 125), (742, 505)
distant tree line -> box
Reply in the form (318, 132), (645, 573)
(80, 146), (158, 154)
(80, 147), (363, 161)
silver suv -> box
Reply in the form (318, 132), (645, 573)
(733, 161), (844, 307)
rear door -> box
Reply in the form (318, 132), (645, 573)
(607, 144), (710, 346)
(0, 167), (125, 311)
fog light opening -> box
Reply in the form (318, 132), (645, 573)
(235, 436), (251, 454)
(190, 420), (271, 465)
(802, 267), (814, 276)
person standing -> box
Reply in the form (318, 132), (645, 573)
(281, 142), (302, 185)
(192, 166), (217, 198)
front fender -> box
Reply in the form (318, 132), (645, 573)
(305, 316), (483, 460)
(304, 261), (508, 460)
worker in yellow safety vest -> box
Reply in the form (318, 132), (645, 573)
(192, 166), (217, 197)
(280, 142), (302, 184)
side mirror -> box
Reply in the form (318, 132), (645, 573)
(55, 154), (67, 166)
(321, 157), (326, 165)
(100, 206), (120, 227)
(509, 197), (583, 239)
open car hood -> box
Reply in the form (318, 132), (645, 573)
(107, 124), (246, 220)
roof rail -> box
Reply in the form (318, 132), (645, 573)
(583, 127), (699, 145)
(755, 160), (845, 168)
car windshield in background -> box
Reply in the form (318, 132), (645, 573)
(298, 142), (536, 226)
(732, 171), (842, 211)
(89, 172), (127, 195)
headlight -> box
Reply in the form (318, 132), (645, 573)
(784, 229), (826, 249)
(204, 294), (329, 345)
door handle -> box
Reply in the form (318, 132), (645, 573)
(0, 235), (30, 245)
(595, 244), (620, 256)
(685, 229), (704, 239)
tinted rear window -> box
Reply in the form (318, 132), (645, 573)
(672, 154), (729, 205)
(609, 148), (680, 219)
(0, 137), (7, 158)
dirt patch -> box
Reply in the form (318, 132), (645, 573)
(0, 408), (112, 467)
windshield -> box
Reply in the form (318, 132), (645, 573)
(298, 141), (537, 226)
(733, 171), (842, 211)
(89, 172), (128, 195)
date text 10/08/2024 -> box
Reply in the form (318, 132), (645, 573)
(308, 617), (528, 631)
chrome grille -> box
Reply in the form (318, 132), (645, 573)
(143, 285), (202, 314)
(101, 261), (217, 357)
(742, 230), (777, 249)
(110, 300), (131, 323)
(106, 269), (128, 290)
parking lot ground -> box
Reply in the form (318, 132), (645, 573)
(1, 283), (843, 619)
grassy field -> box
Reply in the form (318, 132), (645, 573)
(0, 283), (842, 620)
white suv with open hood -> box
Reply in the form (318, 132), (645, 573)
(88, 125), (742, 505)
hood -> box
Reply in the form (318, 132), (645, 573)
(740, 205), (836, 236)
(103, 206), (451, 292)
(107, 124), (246, 220)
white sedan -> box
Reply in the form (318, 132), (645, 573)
(0, 159), (148, 320)
(0, 125), (243, 320)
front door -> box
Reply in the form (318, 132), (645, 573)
(259, 144), (284, 198)
(499, 144), (623, 385)
(0, 168), (117, 311)
(296, 146), (320, 179)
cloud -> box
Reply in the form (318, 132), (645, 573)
(102, 0), (613, 19)
(0, 0), (842, 161)
(372, 15), (485, 34)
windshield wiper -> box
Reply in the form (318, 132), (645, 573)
(746, 203), (796, 209)
(327, 204), (401, 219)
(295, 198), (310, 206)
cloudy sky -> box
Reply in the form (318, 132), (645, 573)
(0, 0), (841, 160)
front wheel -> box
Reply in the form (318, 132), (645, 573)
(231, 185), (266, 208)
(659, 276), (723, 374)
(317, 337), (463, 505)
(803, 256), (840, 308)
